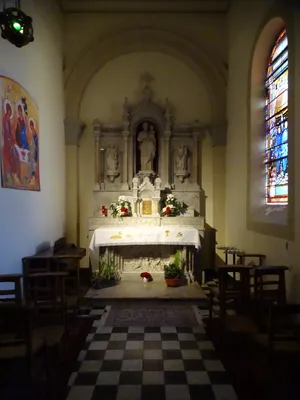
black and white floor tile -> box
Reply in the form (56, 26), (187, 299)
(66, 305), (238, 400)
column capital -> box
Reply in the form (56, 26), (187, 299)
(64, 118), (85, 145)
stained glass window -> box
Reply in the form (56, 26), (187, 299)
(265, 28), (288, 205)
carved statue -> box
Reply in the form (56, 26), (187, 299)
(176, 145), (188, 172)
(106, 145), (119, 172)
(105, 145), (119, 182)
(137, 121), (156, 172)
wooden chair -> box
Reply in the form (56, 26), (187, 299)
(209, 265), (253, 319)
(0, 305), (48, 383)
(26, 272), (69, 349)
(253, 265), (288, 305)
(236, 253), (266, 267)
(208, 265), (259, 334)
(0, 274), (23, 306)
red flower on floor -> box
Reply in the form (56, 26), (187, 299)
(140, 272), (153, 282)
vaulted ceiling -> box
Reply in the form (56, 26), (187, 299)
(60, 0), (231, 13)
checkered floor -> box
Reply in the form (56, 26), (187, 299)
(66, 310), (238, 400)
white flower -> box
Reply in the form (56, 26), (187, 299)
(167, 194), (174, 199)
(118, 196), (126, 201)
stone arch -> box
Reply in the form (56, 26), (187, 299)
(64, 28), (227, 129)
(247, 11), (295, 239)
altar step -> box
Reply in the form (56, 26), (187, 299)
(85, 273), (207, 304)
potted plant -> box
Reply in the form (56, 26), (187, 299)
(92, 252), (121, 289)
(164, 250), (182, 287)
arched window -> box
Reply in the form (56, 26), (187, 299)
(265, 28), (288, 205)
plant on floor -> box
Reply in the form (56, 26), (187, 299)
(164, 250), (182, 286)
(93, 251), (121, 288)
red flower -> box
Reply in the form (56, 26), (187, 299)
(121, 207), (125, 212)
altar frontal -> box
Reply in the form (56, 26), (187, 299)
(89, 226), (201, 251)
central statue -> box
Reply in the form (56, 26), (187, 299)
(137, 121), (156, 172)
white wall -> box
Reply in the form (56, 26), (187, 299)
(226, 0), (300, 300)
(0, 0), (65, 274)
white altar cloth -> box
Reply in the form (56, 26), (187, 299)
(89, 225), (201, 252)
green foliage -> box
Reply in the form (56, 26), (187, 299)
(173, 250), (182, 269)
(164, 250), (182, 279)
(164, 263), (180, 279)
(94, 253), (120, 281)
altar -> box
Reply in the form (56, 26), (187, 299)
(89, 226), (200, 250)
(88, 73), (213, 280)
(89, 224), (200, 275)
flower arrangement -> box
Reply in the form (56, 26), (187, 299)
(161, 193), (184, 216)
(109, 196), (132, 218)
(140, 272), (153, 282)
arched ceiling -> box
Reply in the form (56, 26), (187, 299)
(60, 0), (231, 13)
(64, 27), (227, 131)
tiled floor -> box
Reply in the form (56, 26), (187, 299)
(66, 307), (238, 400)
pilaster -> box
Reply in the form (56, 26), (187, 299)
(64, 118), (85, 246)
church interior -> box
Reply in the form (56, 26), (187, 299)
(0, 0), (300, 399)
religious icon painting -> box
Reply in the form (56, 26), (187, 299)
(0, 75), (40, 191)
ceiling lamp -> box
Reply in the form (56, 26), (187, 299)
(0, 1), (34, 48)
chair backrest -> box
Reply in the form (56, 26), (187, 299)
(254, 265), (288, 305)
(0, 275), (22, 306)
(237, 253), (266, 266)
(218, 265), (251, 298)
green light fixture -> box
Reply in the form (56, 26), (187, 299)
(0, 0), (34, 48)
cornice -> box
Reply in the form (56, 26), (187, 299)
(60, 0), (230, 14)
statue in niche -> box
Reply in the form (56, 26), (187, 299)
(175, 145), (189, 183)
(176, 145), (188, 172)
(137, 121), (156, 172)
(106, 145), (119, 182)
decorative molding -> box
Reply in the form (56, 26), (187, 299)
(61, 0), (230, 14)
